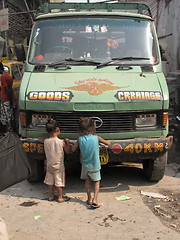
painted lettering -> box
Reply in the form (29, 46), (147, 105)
(145, 92), (150, 100)
(23, 142), (44, 154)
(29, 92), (38, 100)
(150, 92), (155, 100)
(30, 143), (36, 152)
(47, 92), (54, 100)
(141, 91), (145, 100)
(123, 142), (164, 154)
(124, 92), (131, 101)
(136, 92), (142, 100)
(28, 91), (73, 102)
(37, 144), (44, 153)
(38, 92), (46, 100)
(54, 92), (62, 101)
(23, 142), (29, 152)
(62, 92), (70, 101)
(155, 92), (161, 100)
(118, 92), (124, 100)
(124, 144), (134, 153)
(130, 91), (136, 100)
(144, 143), (152, 153)
(135, 143), (142, 153)
(115, 91), (162, 101)
(154, 142), (163, 152)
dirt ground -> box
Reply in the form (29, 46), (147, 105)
(0, 136), (180, 240)
(142, 189), (180, 233)
(141, 137), (180, 235)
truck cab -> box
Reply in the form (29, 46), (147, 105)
(19, 2), (173, 182)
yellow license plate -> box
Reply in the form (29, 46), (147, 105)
(99, 148), (109, 165)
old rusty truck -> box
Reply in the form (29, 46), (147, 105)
(19, 2), (173, 182)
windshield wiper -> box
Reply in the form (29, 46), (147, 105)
(48, 60), (70, 67)
(48, 58), (101, 67)
(66, 58), (101, 65)
(96, 57), (150, 69)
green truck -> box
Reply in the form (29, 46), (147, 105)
(19, 2), (173, 182)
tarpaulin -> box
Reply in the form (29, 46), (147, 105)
(0, 132), (31, 192)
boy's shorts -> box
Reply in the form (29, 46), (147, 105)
(81, 168), (101, 181)
(44, 170), (65, 187)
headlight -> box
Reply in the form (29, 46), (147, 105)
(32, 114), (53, 127)
(136, 114), (157, 128)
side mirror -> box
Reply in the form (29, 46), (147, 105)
(14, 44), (26, 62)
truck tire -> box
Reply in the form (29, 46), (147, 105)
(142, 152), (167, 182)
(27, 158), (44, 182)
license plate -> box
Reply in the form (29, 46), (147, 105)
(99, 148), (109, 165)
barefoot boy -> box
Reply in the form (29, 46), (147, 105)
(44, 120), (70, 202)
(72, 117), (111, 208)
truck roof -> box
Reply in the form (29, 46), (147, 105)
(36, 11), (152, 21)
(36, 2), (153, 21)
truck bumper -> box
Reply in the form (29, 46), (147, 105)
(107, 135), (173, 163)
(21, 135), (173, 163)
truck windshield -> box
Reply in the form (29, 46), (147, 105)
(29, 17), (159, 65)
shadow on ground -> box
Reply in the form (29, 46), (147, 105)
(0, 162), (157, 200)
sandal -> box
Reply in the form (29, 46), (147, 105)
(86, 200), (92, 205)
(58, 196), (70, 203)
(91, 202), (100, 208)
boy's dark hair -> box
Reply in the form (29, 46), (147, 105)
(0, 62), (4, 71)
(46, 120), (59, 133)
(79, 117), (95, 135)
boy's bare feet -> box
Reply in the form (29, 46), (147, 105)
(58, 197), (64, 203)
(58, 196), (70, 203)
(48, 196), (55, 201)
(86, 197), (93, 205)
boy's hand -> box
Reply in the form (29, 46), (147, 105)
(71, 140), (79, 153)
(98, 136), (111, 148)
(63, 139), (72, 154)
(64, 138), (70, 144)
(38, 137), (46, 143)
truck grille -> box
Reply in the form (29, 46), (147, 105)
(53, 112), (133, 133)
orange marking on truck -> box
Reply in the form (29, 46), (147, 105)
(144, 143), (152, 153)
(154, 142), (163, 152)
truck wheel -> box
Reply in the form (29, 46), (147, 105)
(28, 158), (44, 182)
(142, 153), (167, 182)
